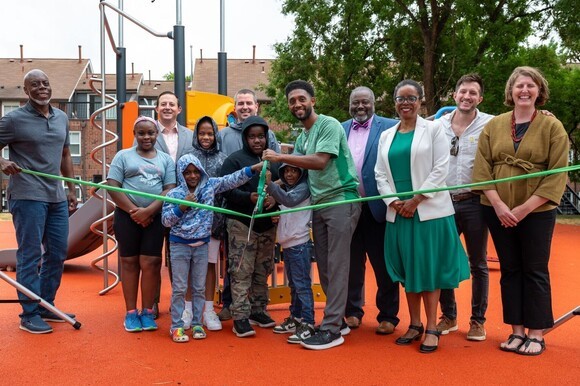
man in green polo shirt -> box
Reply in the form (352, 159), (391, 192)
(262, 80), (361, 350)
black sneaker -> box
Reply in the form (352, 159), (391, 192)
(249, 312), (276, 328)
(288, 322), (315, 344)
(232, 319), (256, 338)
(300, 329), (344, 350)
(40, 310), (76, 323)
(273, 316), (299, 334)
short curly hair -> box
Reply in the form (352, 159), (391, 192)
(285, 80), (315, 98)
(504, 66), (550, 107)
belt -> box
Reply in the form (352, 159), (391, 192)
(450, 192), (477, 202)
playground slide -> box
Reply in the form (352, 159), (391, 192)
(0, 192), (114, 268)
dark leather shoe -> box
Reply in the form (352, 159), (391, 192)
(345, 316), (361, 329)
(376, 321), (395, 335)
(20, 315), (53, 334)
(419, 329), (441, 353)
(40, 310), (76, 323)
(395, 324), (424, 345)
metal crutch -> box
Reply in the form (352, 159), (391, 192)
(0, 270), (81, 330)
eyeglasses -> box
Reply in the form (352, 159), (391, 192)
(394, 96), (419, 104)
(450, 136), (459, 156)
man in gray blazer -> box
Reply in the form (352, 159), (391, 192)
(342, 86), (400, 334)
(154, 91), (194, 162)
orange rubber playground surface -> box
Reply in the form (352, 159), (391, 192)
(0, 218), (579, 385)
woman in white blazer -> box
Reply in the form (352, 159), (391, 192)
(375, 80), (469, 353)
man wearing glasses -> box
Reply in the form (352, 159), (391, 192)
(436, 74), (493, 341)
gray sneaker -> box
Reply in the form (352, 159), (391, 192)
(273, 316), (300, 334)
(217, 307), (232, 321)
(288, 322), (315, 344)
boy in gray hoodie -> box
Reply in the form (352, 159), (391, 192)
(267, 162), (315, 344)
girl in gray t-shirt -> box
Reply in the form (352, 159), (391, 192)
(107, 116), (176, 333)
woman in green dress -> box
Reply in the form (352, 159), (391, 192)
(375, 80), (470, 353)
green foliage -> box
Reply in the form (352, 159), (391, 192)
(162, 72), (191, 82)
(264, 0), (575, 125)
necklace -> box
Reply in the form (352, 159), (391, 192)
(511, 109), (537, 143)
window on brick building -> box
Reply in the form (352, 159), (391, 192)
(69, 131), (81, 156)
(2, 101), (20, 117)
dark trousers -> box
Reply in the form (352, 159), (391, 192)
(346, 203), (400, 325)
(221, 229), (232, 308)
(440, 197), (489, 323)
(483, 206), (555, 329)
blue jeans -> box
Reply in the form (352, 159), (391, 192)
(284, 241), (315, 324)
(9, 200), (69, 319)
(169, 242), (208, 330)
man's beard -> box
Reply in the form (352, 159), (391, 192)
(31, 97), (51, 106)
(294, 106), (312, 121)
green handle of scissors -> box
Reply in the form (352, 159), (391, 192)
(255, 160), (269, 214)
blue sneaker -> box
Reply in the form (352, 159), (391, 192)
(124, 310), (142, 332)
(20, 315), (53, 334)
(140, 308), (158, 331)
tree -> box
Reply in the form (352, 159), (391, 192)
(263, 0), (561, 122)
(162, 72), (191, 82)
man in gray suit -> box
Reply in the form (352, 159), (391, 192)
(342, 86), (400, 334)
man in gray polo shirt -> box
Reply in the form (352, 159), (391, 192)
(0, 69), (77, 334)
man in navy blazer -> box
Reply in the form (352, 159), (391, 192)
(342, 86), (400, 334)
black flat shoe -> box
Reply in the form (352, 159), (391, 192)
(419, 329), (441, 353)
(395, 324), (424, 345)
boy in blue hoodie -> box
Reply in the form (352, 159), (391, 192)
(267, 162), (315, 344)
(162, 153), (263, 342)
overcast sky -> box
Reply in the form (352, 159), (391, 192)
(1, 0), (294, 79)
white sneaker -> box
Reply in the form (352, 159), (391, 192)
(182, 308), (193, 330)
(203, 310), (223, 331)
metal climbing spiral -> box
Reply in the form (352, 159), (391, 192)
(88, 77), (119, 295)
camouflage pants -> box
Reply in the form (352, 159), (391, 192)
(226, 219), (276, 320)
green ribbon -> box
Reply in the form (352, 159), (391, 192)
(22, 169), (252, 219)
(21, 163), (580, 219)
(255, 160), (269, 214)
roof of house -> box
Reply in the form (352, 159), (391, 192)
(75, 73), (144, 93)
(139, 80), (175, 99)
(0, 58), (91, 101)
(192, 58), (273, 101)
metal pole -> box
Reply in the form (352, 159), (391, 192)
(190, 44), (194, 90)
(173, 0), (186, 124)
(116, 0), (125, 151)
(100, 1), (110, 289)
(116, 50), (126, 152)
(218, 0), (227, 95)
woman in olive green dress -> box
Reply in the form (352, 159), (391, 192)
(375, 80), (469, 353)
